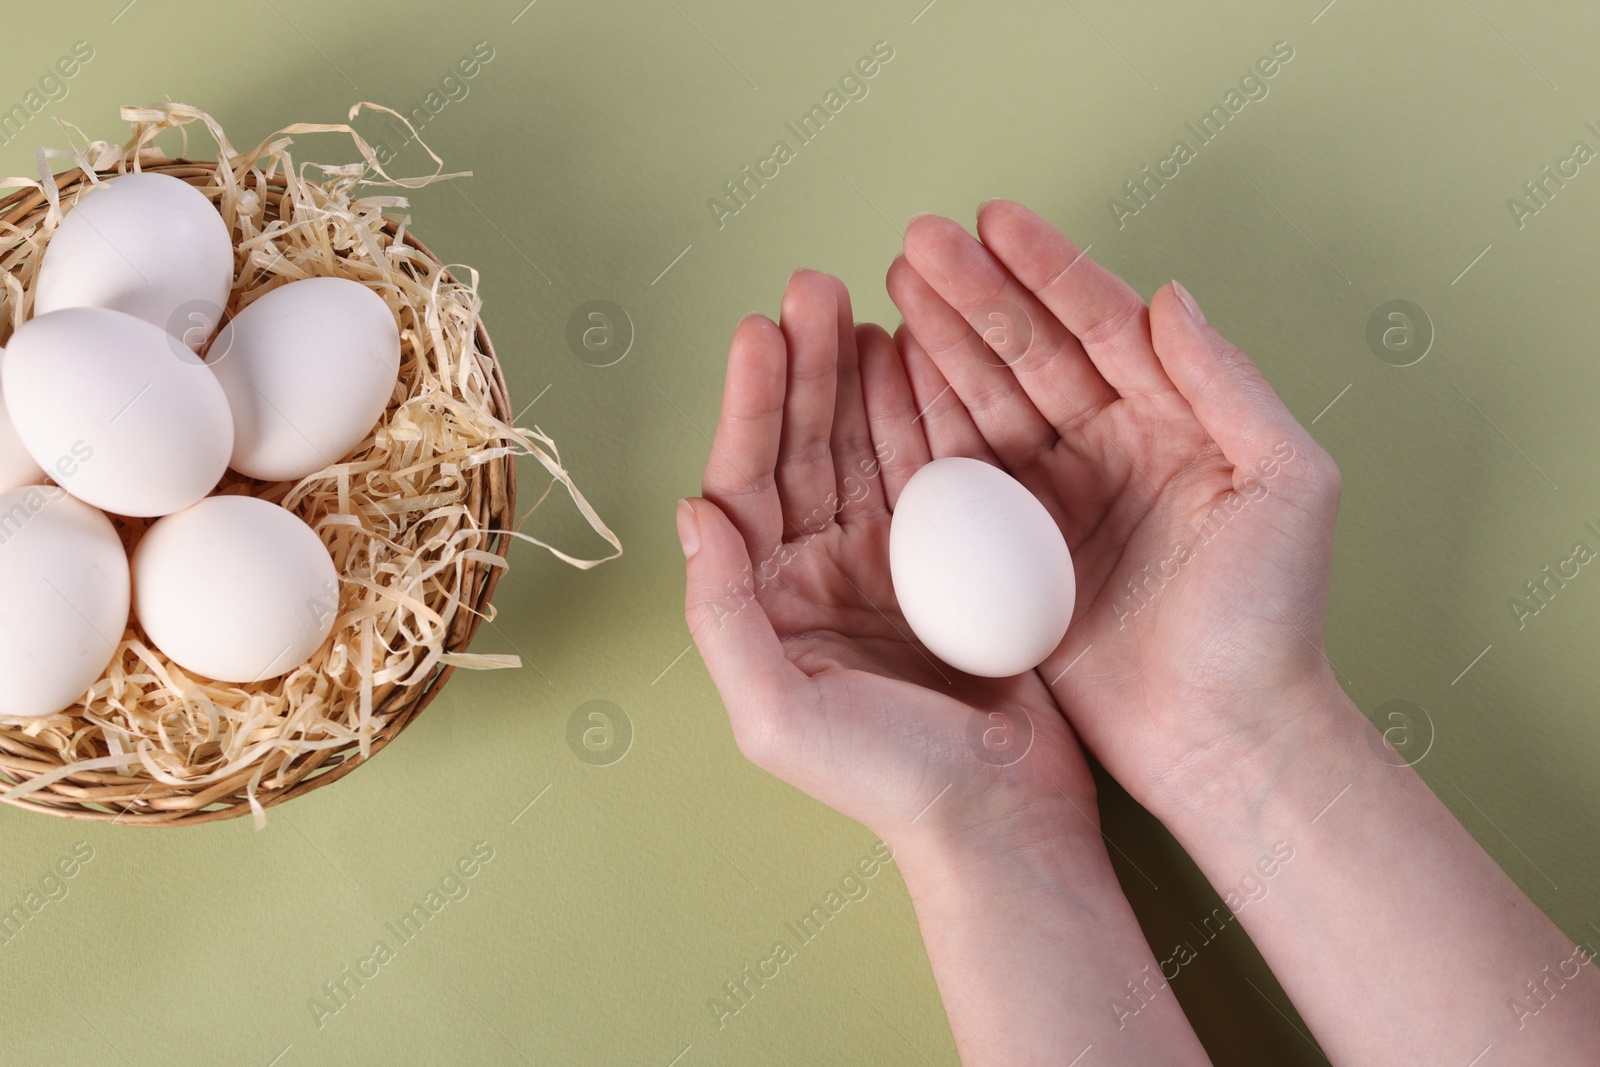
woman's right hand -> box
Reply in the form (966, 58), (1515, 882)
(889, 200), (1600, 1067)
(886, 199), (1346, 813)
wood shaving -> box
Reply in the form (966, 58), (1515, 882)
(0, 103), (620, 825)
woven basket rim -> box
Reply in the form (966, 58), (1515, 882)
(0, 157), (518, 826)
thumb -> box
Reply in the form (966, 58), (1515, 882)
(678, 497), (804, 750)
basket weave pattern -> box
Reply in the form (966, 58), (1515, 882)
(0, 158), (516, 826)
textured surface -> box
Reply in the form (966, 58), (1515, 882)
(0, 1), (1596, 1063)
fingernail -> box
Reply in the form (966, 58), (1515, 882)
(906, 211), (934, 229)
(676, 499), (700, 559)
(977, 197), (1005, 213)
(1172, 280), (1206, 326)
(788, 267), (808, 281)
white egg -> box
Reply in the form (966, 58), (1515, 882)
(208, 277), (401, 482)
(0, 348), (46, 494)
(3, 308), (234, 517)
(33, 172), (234, 348)
(132, 495), (339, 683)
(889, 457), (1075, 678)
(0, 485), (130, 717)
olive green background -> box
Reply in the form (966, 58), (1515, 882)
(1, 0), (1597, 1063)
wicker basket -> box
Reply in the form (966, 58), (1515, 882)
(0, 158), (517, 826)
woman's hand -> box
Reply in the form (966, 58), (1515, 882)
(679, 268), (1215, 1067)
(887, 200), (1344, 811)
(677, 267), (1096, 851)
(888, 202), (1600, 1066)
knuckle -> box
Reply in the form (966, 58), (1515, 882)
(704, 471), (774, 507)
(784, 436), (834, 469)
(686, 585), (744, 639)
(1072, 293), (1145, 349)
(1288, 442), (1341, 501)
(730, 678), (817, 770)
(730, 705), (791, 769)
(787, 355), (836, 385)
(1216, 339), (1263, 386)
(832, 430), (875, 467)
(921, 323), (976, 368)
(964, 269), (1012, 315)
(960, 378), (1021, 419)
(1311, 448), (1342, 498)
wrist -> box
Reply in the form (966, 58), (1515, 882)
(1140, 670), (1371, 837)
(887, 784), (1217, 1066)
(889, 789), (1115, 901)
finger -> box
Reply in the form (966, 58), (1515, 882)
(976, 199), (1177, 400)
(826, 277), (888, 525)
(902, 213), (1121, 431)
(702, 313), (786, 564)
(776, 270), (840, 539)
(678, 497), (809, 766)
(887, 254), (1058, 470)
(856, 322), (931, 508)
(1149, 281), (1333, 501)
(893, 322), (998, 464)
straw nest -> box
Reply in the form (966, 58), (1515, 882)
(0, 104), (619, 827)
